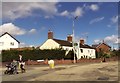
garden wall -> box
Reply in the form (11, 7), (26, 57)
(26, 56), (118, 65)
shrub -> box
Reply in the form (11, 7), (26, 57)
(103, 53), (111, 58)
(1, 49), (66, 62)
(111, 50), (120, 56)
(64, 51), (74, 60)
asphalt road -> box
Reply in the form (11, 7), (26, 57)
(1, 61), (118, 81)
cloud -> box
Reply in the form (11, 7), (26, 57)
(89, 17), (104, 24)
(60, 10), (70, 16)
(107, 15), (118, 29)
(2, 0), (59, 2)
(2, 3), (99, 20)
(59, 7), (84, 18)
(104, 35), (119, 44)
(94, 39), (102, 44)
(44, 15), (52, 19)
(2, 2), (58, 20)
(115, 38), (120, 44)
(59, 4), (99, 18)
(111, 15), (118, 24)
(94, 35), (119, 44)
(28, 29), (37, 34)
(72, 7), (84, 17)
(83, 4), (99, 11)
(29, 45), (34, 47)
(81, 32), (89, 36)
(74, 35), (88, 43)
(19, 42), (34, 47)
(0, 23), (38, 35)
(0, 23), (26, 35)
(19, 42), (28, 48)
(89, 4), (99, 11)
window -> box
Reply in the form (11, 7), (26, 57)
(80, 49), (83, 53)
(10, 42), (14, 46)
(81, 56), (83, 58)
(88, 50), (90, 53)
(0, 42), (4, 46)
(91, 50), (93, 53)
(83, 55), (85, 58)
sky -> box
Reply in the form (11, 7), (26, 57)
(0, 1), (119, 49)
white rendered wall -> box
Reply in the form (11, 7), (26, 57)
(62, 46), (73, 50)
(40, 39), (60, 50)
(76, 48), (96, 59)
(0, 34), (19, 51)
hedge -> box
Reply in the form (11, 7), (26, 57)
(64, 51), (74, 60)
(1, 49), (75, 62)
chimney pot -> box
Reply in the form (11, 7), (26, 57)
(80, 39), (84, 45)
(67, 34), (72, 42)
(48, 30), (53, 39)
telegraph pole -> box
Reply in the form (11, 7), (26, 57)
(72, 16), (78, 64)
(86, 36), (88, 44)
(72, 19), (75, 63)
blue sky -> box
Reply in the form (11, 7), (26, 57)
(1, 2), (119, 49)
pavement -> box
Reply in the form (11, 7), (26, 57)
(0, 61), (119, 81)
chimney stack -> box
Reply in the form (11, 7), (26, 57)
(67, 34), (72, 43)
(80, 39), (84, 45)
(48, 30), (53, 39)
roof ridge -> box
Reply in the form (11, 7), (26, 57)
(96, 42), (111, 48)
(52, 38), (72, 47)
(53, 38), (68, 42)
(0, 32), (20, 43)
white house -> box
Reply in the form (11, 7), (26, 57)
(40, 30), (73, 50)
(40, 38), (73, 50)
(0, 32), (20, 51)
(40, 30), (96, 59)
(75, 42), (96, 59)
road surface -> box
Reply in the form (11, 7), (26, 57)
(0, 61), (118, 81)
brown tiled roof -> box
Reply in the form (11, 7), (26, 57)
(80, 44), (95, 49)
(101, 43), (111, 48)
(0, 32), (20, 43)
(53, 39), (72, 46)
(53, 39), (94, 49)
(92, 44), (99, 48)
(92, 43), (111, 48)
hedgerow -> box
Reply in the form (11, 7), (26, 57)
(1, 49), (67, 62)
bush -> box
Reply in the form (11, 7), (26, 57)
(1, 50), (19, 62)
(111, 50), (120, 56)
(103, 53), (111, 58)
(64, 51), (74, 60)
(1, 49), (66, 62)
